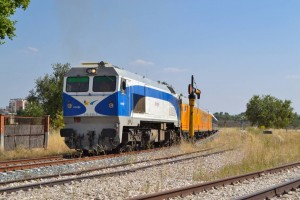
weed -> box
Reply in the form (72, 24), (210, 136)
(179, 140), (197, 153)
(192, 167), (210, 181)
(197, 128), (300, 181)
(143, 180), (151, 193)
(122, 155), (137, 164)
(155, 181), (161, 192)
(0, 129), (74, 161)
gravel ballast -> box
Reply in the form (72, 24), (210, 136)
(0, 134), (298, 200)
(0, 144), (244, 199)
(172, 167), (300, 200)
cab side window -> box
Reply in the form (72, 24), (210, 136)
(120, 78), (126, 94)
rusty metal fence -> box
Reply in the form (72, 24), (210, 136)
(0, 115), (50, 151)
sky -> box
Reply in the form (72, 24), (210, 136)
(0, 0), (300, 115)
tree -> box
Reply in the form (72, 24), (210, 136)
(213, 112), (248, 127)
(25, 63), (70, 127)
(18, 101), (44, 117)
(290, 113), (300, 128)
(274, 100), (294, 129)
(245, 95), (295, 129)
(0, 0), (30, 44)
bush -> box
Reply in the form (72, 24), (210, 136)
(51, 111), (64, 130)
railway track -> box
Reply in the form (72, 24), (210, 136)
(236, 177), (300, 200)
(0, 155), (62, 166)
(0, 147), (175, 172)
(0, 147), (230, 194)
(0, 132), (220, 173)
(0, 155), (66, 172)
(127, 162), (300, 200)
(0, 146), (220, 185)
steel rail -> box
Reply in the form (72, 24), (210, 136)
(0, 158), (77, 172)
(0, 140), (203, 172)
(235, 177), (300, 200)
(0, 149), (230, 194)
(0, 147), (221, 186)
(127, 161), (300, 200)
(0, 146), (173, 172)
(0, 155), (63, 166)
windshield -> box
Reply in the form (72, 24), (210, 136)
(93, 76), (116, 92)
(66, 77), (89, 92)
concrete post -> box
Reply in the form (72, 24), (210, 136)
(44, 115), (50, 149)
(0, 115), (5, 152)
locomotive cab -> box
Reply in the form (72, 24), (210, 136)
(60, 62), (125, 152)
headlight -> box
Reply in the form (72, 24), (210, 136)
(86, 68), (97, 74)
(67, 102), (73, 109)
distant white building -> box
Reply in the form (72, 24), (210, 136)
(8, 98), (27, 113)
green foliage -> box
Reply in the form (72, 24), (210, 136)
(290, 113), (300, 129)
(51, 111), (64, 130)
(25, 63), (70, 128)
(0, 0), (30, 44)
(17, 101), (44, 117)
(213, 112), (245, 121)
(245, 95), (295, 129)
(213, 112), (248, 127)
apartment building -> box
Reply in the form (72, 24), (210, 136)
(7, 98), (28, 113)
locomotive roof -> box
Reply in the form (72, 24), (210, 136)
(66, 65), (178, 95)
(114, 67), (176, 92)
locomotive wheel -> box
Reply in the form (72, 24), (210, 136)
(82, 149), (89, 156)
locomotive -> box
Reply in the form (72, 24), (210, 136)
(60, 61), (218, 153)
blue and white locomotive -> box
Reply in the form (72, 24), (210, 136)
(60, 61), (181, 152)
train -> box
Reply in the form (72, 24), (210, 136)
(60, 61), (218, 153)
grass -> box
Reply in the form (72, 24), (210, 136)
(195, 128), (300, 181)
(0, 129), (74, 161)
(179, 139), (198, 153)
(1, 127), (299, 181)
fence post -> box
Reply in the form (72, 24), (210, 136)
(44, 115), (50, 149)
(0, 115), (5, 152)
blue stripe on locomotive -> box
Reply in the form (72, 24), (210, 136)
(63, 85), (180, 118)
(63, 93), (86, 116)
